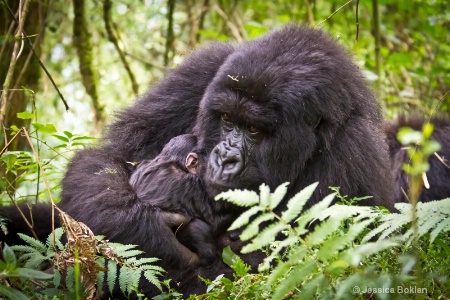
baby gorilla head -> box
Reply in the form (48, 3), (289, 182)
(129, 134), (219, 266)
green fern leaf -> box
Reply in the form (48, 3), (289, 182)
(281, 182), (319, 223)
(430, 217), (450, 242)
(344, 239), (398, 266)
(215, 189), (260, 207)
(10, 245), (37, 254)
(260, 236), (299, 271)
(132, 257), (160, 266)
(259, 183), (271, 207)
(107, 260), (118, 293)
(240, 213), (274, 241)
(304, 217), (341, 247)
(119, 266), (133, 294)
(269, 182), (289, 209)
(295, 193), (336, 231)
(241, 222), (285, 253)
(272, 260), (317, 300)
(117, 250), (144, 258)
(17, 233), (47, 252)
(53, 268), (62, 287)
(45, 227), (65, 250)
(96, 257), (105, 291)
(228, 206), (263, 231)
(293, 274), (328, 300)
(267, 261), (290, 286)
(144, 270), (162, 291)
(317, 219), (374, 261)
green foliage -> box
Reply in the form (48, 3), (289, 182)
(6, 228), (165, 299)
(213, 182), (449, 299)
(0, 244), (53, 300)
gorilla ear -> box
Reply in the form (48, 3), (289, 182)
(185, 152), (199, 174)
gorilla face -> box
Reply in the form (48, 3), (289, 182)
(195, 25), (392, 207)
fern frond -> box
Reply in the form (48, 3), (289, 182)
(228, 206), (263, 231)
(269, 182), (290, 209)
(215, 189), (260, 207)
(119, 266), (133, 294)
(107, 260), (117, 293)
(272, 260), (317, 300)
(343, 239), (398, 266)
(295, 193), (336, 229)
(259, 236), (299, 271)
(304, 217), (341, 247)
(17, 233), (47, 252)
(144, 270), (162, 291)
(317, 219), (374, 261)
(430, 217), (450, 242)
(281, 182), (318, 223)
(130, 257), (160, 266)
(46, 227), (65, 250)
(294, 274), (328, 300)
(10, 245), (38, 254)
(259, 183), (271, 207)
(240, 213), (274, 241)
(241, 223), (285, 253)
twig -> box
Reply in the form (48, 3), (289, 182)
(164, 0), (176, 66)
(2, 0), (69, 111)
(1, 0), (30, 123)
(317, 0), (353, 27)
(103, 0), (139, 95)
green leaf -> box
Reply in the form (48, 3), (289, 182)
(241, 222), (285, 253)
(52, 134), (70, 142)
(272, 260), (317, 300)
(222, 246), (239, 268)
(281, 182), (319, 222)
(17, 233), (47, 252)
(270, 182), (289, 209)
(15, 267), (53, 280)
(16, 111), (34, 120)
(0, 285), (29, 300)
(228, 205), (263, 231)
(32, 123), (57, 134)
(2, 244), (17, 266)
(239, 213), (274, 241)
(215, 189), (260, 207)
(63, 131), (73, 138)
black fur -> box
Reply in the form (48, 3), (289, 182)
(385, 115), (450, 203)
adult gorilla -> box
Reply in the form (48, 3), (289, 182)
(2, 25), (395, 297)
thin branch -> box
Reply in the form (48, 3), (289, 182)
(316, 0), (353, 27)
(355, 0), (360, 40)
(213, 4), (243, 42)
(2, 0), (69, 111)
(1, 0), (30, 124)
(372, 0), (381, 86)
(196, 0), (210, 43)
(103, 0), (139, 95)
(164, 0), (175, 66)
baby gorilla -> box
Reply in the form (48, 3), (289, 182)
(129, 134), (225, 267)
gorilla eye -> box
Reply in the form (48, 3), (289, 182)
(248, 125), (259, 134)
(222, 113), (231, 122)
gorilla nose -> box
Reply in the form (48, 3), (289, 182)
(210, 143), (245, 181)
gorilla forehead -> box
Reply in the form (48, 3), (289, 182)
(204, 25), (361, 125)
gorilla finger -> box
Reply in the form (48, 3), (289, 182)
(160, 211), (192, 227)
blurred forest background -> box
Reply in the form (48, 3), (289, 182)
(0, 0), (449, 202)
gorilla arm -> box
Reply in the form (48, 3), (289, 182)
(59, 147), (201, 268)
